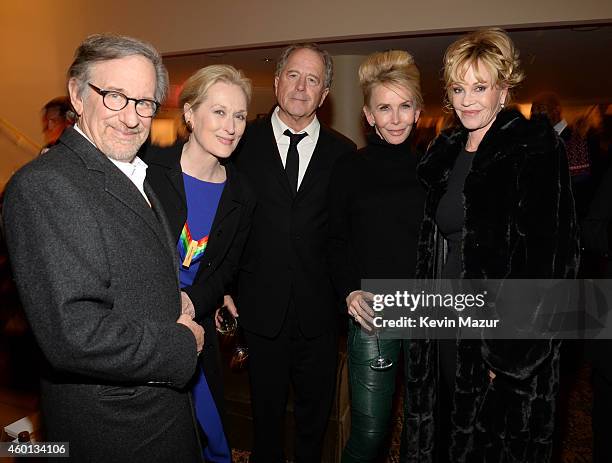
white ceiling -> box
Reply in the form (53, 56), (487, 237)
(163, 24), (612, 111)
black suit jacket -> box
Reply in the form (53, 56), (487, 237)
(3, 128), (201, 462)
(143, 141), (255, 413)
(233, 116), (355, 338)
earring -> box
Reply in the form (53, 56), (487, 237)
(186, 120), (193, 131)
(500, 102), (505, 109)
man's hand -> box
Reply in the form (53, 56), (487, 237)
(181, 291), (195, 319)
(216, 294), (239, 330)
(346, 290), (376, 331)
(177, 313), (205, 353)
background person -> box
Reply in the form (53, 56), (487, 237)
(3, 34), (204, 462)
(531, 92), (592, 219)
(143, 64), (255, 462)
(404, 28), (579, 463)
(40, 96), (75, 154)
(328, 49), (425, 462)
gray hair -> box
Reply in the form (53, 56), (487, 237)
(67, 33), (169, 103)
(275, 43), (333, 89)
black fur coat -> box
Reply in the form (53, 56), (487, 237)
(404, 110), (580, 462)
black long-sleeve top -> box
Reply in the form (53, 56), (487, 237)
(328, 132), (426, 302)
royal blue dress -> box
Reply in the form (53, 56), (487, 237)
(178, 173), (230, 463)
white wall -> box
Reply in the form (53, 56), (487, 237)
(89, 0), (611, 54)
(1, 0), (610, 187)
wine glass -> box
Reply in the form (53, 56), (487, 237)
(230, 335), (249, 371)
(216, 305), (238, 335)
(216, 306), (249, 370)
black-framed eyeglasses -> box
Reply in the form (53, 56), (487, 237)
(88, 83), (160, 118)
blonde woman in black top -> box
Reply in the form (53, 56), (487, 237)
(328, 50), (425, 462)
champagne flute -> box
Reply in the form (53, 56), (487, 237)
(370, 331), (393, 370)
(368, 299), (393, 371)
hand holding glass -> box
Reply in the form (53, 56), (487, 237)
(216, 306), (238, 335)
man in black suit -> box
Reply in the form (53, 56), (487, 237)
(229, 43), (355, 462)
(3, 34), (204, 462)
(531, 92), (592, 218)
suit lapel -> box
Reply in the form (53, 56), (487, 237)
(61, 128), (177, 264)
(258, 117), (334, 200)
(165, 166), (187, 207)
(296, 128), (330, 199)
(210, 187), (238, 232)
(204, 166), (241, 265)
(260, 119), (294, 198)
(103, 164), (177, 259)
(144, 142), (187, 238)
(145, 180), (180, 277)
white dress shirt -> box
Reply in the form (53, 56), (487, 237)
(553, 119), (568, 136)
(270, 106), (320, 190)
(74, 124), (150, 205)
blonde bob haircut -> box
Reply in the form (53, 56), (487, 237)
(179, 64), (252, 119)
(359, 50), (423, 110)
(443, 28), (524, 110)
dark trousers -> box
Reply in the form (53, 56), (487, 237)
(244, 302), (338, 463)
(592, 368), (612, 462)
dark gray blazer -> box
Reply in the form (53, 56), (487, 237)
(2, 128), (203, 462)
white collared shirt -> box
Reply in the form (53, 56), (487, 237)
(271, 106), (320, 189)
(553, 119), (568, 135)
(74, 124), (150, 205)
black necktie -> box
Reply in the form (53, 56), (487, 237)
(284, 129), (307, 194)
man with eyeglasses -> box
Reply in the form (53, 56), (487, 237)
(2, 34), (204, 462)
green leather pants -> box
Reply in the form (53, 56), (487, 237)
(342, 320), (406, 462)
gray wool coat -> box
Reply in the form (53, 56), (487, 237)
(3, 128), (203, 462)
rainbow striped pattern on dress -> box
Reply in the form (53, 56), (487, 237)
(179, 221), (209, 268)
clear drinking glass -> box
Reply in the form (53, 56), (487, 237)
(216, 305), (238, 335)
(216, 306), (249, 370)
(230, 337), (249, 371)
(370, 331), (393, 371)
(368, 300), (393, 371)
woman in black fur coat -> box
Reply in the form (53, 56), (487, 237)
(403, 29), (580, 463)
